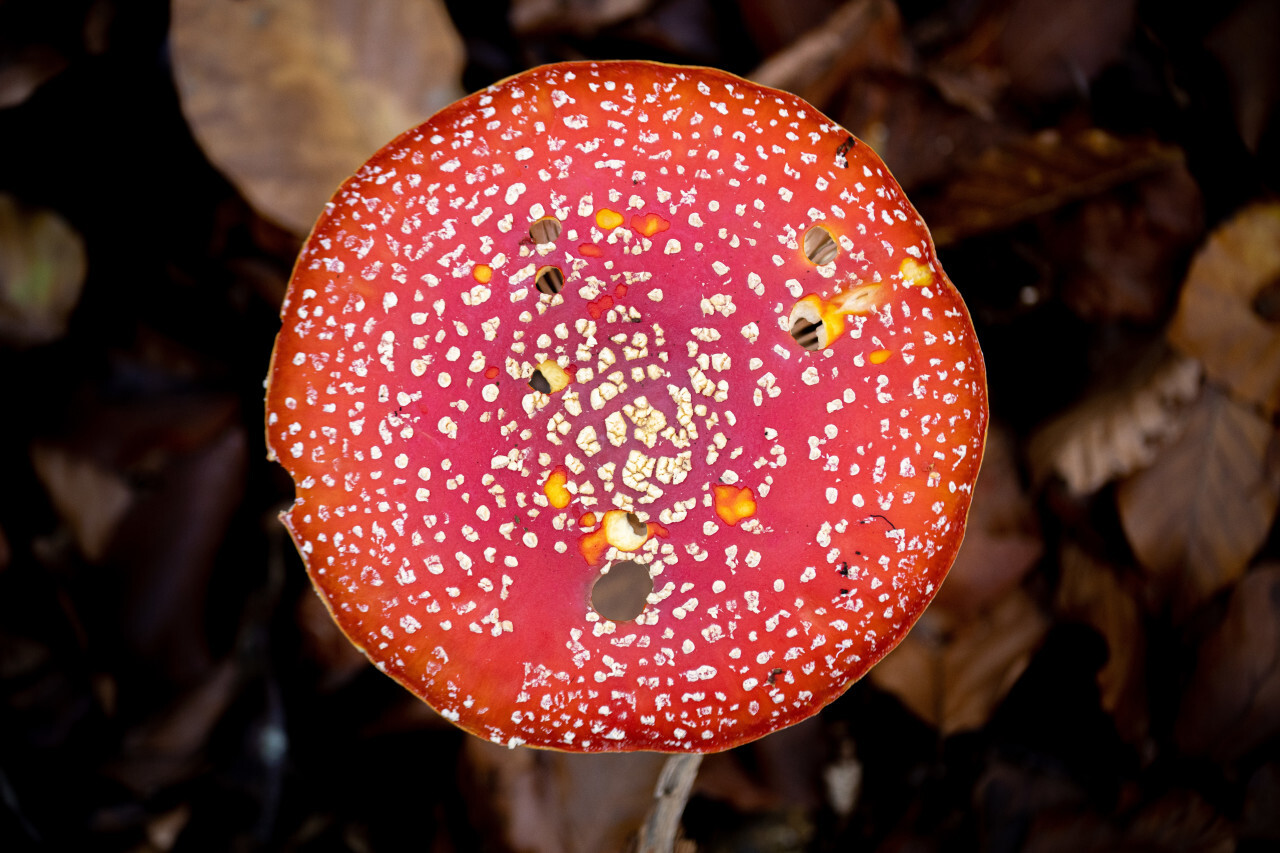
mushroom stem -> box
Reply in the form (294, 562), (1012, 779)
(635, 753), (704, 853)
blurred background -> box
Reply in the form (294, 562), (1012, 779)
(1, 0), (1278, 850)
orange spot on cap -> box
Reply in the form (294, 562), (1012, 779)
(473, 264), (493, 283)
(578, 244), (604, 258)
(869, 349), (893, 365)
(543, 467), (572, 509)
(579, 512), (597, 528)
(630, 212), (671, 238)
(586, 294), (614, 320)
(596, 208), (624, 230)
(713, 484), (757, 526)
(578, 526), (610, 565)
(483, 366), (500, 379)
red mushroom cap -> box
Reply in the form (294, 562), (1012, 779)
(265, 61), (987, 752)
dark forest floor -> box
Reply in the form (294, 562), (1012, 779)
(1, 1), (1279, 851)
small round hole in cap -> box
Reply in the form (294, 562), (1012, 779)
(803, 225), (839, 266)
(530, 216), (562, 245)
(591, 559), (653, 623)
(535, 265), (565, 295)
(788, 297), (827, 351)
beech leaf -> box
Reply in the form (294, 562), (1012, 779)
(1118, 385), (1280, 616)
(1168, 202), (1280, 415)
(870, 590), (1049, 735)
(1176, 565), (1280, 762)
(170, 0), (465, 235)
(918, 130), (1186, 246)
(1029, 347), (1202, 495)
(1054, 544), (1147, 745)
(30, 444), (133, 562)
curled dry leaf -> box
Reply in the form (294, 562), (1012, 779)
(1029, 347), (1202, 496)
(170, 0), (465, 235)
(1053, 544), (1147, 746)
(1169, 202), (1280, 415)
(869, 589), (1049, 735)
(1118, 385), (1280, 618)
(1176, 565), (1280, 763)
(0, 194), (87, 347)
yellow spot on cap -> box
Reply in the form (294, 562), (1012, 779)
(869, 349), (893, 365)
(602, 509), (649, 551)
(543, 468), (571, 509)
(713, 484), (757, 526)
(630, 212), (671, 237)
(533, 359), (573, 393)
(596, 208), (624, 230)
(900, 257), (933, 288)
(473, 264), (493, 283)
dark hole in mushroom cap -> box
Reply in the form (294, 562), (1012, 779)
(530, 216), (563, 245)
(529, 369), (552, 394)
(1252, 273), (1280, 323)
(591, 559), (652, 622)
(803, 225), (839, 266)
(535, 265), (565, 295)
(790, 317), (823, 351)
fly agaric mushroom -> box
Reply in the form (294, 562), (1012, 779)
(265, 61), (986, 752)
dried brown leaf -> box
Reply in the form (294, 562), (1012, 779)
(1019, 788), (1235, 853)
(918, 130), (1186, 246)
(1118, 386), (1280, 616)
(0, 194), (87, 347)
(1176, 565), (1280, 763)
(0, 43), (68, 109)
(30, 443), (133, 562)
(103, 660), (241, 797)
(295, 586), (371, 692)
(1054, 544), (1147, 745)
(1242, 762), (1280, 843)
(750, 0), (913, 110)
(1169, 202), (1280, 415)
(170, 0), (465, 235)
(1029, 347), (1202, 495)
(510, 0), (652, 37)
(870, 589), (1049, 734)
(464, 740), (667, 853)
(998, 0), (1137, 101)
(1050, 163), (1204, 324)
(1205, 0), (1280, 154)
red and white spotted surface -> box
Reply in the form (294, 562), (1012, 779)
(265, 61), (987, 752)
